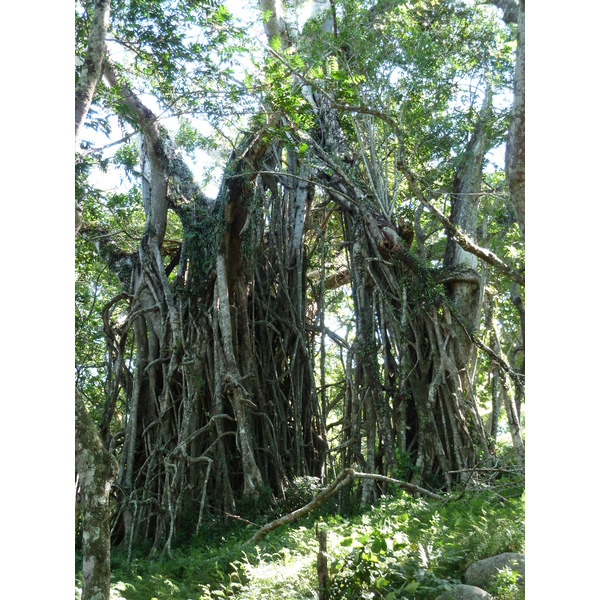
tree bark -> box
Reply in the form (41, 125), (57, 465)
(75, 0), (110, 144)
(215, 253), (263, 494)
(489, 0), (518, 25)
(75, 5), (114, 591)
(75, 0), (110, 243)
(316, 524), (329, 600)
(505, 0), (525, 239)
(259, 0), (291, 48)
(75, 394), (116, 600)
(491, 325), (524, 466)
(444, 84), (492, 326)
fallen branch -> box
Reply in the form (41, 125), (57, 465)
(244, 468), (355, 546)
(354, 472), (444, 501)
(244, 469), (444, 546)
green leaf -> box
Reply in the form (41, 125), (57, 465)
(361, 551), (378, 563)
(326, 55), (339, 73)
(269, 35), (282, 51)
(371, 535), (387, 554)
(340, 537), (353, 547)
(214, 5), (231, 24)
(404, 581), (420, 592)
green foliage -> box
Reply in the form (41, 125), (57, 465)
(236, 486), (276, 524)
(113, 142), (140, 176)
(261, 51), (315, 130)
(280, 476), (325, 513)
(75, 235), (125, 422)
(76, 485), (524, 600)
(180, 201), (224, 291)
(328, 491), (524, 599)
(393, 449), (418, 482)
(488, 566), (525, 600)
(174, 119), (219, 156)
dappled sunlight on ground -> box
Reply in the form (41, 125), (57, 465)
(229, 546), (319, 599)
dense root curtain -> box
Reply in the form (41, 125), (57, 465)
(77, 0), (525, 558)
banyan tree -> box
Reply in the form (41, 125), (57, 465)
(75, 0), (524, 593)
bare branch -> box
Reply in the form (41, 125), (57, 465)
(244, 468), (355, 546)
(245, 469), (443, 546)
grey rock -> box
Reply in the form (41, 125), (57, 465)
(465, 552), (525, 588)
(435, 584), (493, 600)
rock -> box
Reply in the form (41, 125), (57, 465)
(465, 552), (525, 588)
(435, 584), (493, 599)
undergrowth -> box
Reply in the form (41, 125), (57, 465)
(75, 485), (524, 600)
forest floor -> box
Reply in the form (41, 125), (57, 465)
(75, 483), (524, 600)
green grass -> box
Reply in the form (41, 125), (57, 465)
(75, 486), (524, 600)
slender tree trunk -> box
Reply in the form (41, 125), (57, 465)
(444, 85), (492, 327)
(75, 0), (110, 232)
(75, 394), (116, 600)
(491, 324), (525, 466)
(75, 0), (110, 143)
(504, 0), (525, 239)
(361, 393), (376, 507)
(75, 5), (114, 588)
(316, 524), (329, 600)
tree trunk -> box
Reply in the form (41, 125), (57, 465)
(75, 0), (110, 144)
(74, 0), (110, 234)
(492, 0), (525, 238)
(75, 5), (113, 590)
(505, 0), (525, 239)
(77, 0), (525, 558)
(316, 524), (329, 600)
(215, 253), (263, 494)
(491, 324), (525, 466)
(75, 394), (116, 600)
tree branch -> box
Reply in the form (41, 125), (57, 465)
(487, 0), (519, 25)
(244, 469), (443, 546)
(244, 468), (355, 546)
(253, 16), (524, 286)
(75, 0), (111, 144)
(399, 166), (525, 286)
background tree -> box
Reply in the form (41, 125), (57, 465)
(75, 1), (118, 598)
